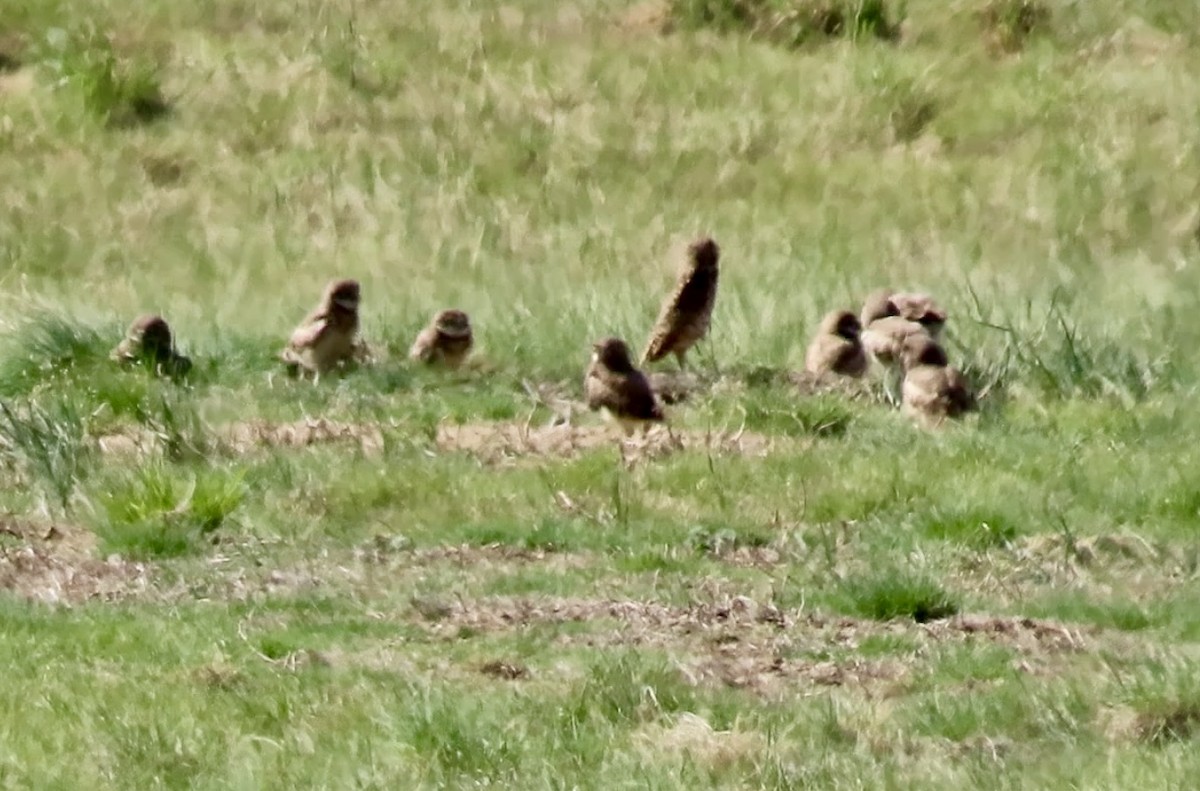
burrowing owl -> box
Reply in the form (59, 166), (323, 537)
(585, 337), (665, 435)
(860, 288), (945, 404)
(281, 278), (362, 379)
(111, 314), (192, 377)
(901, 335), (975, 426)
(642, 236), (720, 369)
(409, 309), (474, 369)
(861, 288), (946, 348)
(805, 309), (868, 379)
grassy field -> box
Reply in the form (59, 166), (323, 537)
(2, 0), (1200, 786)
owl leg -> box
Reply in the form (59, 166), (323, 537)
(674, 350), (688, 371)
(664, 422), (681, 450)
(883, 366), (903, 408)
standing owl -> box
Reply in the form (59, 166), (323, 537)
(642, 236), (720, 370)
(281, 278), (362, 380)
(409, 309), (474, 369)
(585, 337), (665, 435)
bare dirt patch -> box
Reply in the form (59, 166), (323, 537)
(968, 531), (1194, 604)
(1018, 532), (1163, 567)
(0, 517), (150, 604)
(0, 67), (33, 95)
(97, 413), (777, 465)
(479, 659), (531, 680)
(412, 594), (1095, 695)
(355, 540), (594, 577)
(636, 713), (764, 771)
(183, 542), (591, 605)
(435, 421), (780, 464)
(617, 1), (672, 35)
(223, 418), (385, 456)
(96, 417), (386, 458)
(417, 595), (1091, 651)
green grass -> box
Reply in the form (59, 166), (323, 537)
(1, 0), (1200, 786)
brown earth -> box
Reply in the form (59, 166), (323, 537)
(0, 517), (150, 604)
(435, 422), (780, 464)
(409, 594), (1094, 695)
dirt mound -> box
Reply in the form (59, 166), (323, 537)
(96, 417), (386, 458)
(417, 595), (1088, 651)
(617, 1), (672, 35)
(0, 519), (149, 604)
(1018, 532), (1162, 567)
(435, 422), (777, 464)
(411, 595), (1091, 694)
(223, 418), (385, 456)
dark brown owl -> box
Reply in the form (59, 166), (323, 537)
(585, 337), (665, 435)
(642, 236), (720, 369)
(111, 315), (192, 377)
(804, 309), (868, 379)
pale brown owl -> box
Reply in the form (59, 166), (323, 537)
(281, 278), (362, 380)
(864, 289), (945, 336)
(111, 314), (192, 377)
(901, 335), (975, 426)
(642, 236), (720, 369)
(804, 309), (869, 379)
(585, 337), (665, 435)
(860, 288), (945, 404)
(409, 309), (474, 369)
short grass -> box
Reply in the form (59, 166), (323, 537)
(2, 0), (1200, 786)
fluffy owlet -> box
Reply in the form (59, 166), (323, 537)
(281, 278), (363, 379)
(859, 288), (946, 329)
(804, 309), (869, 379)
(409, 309), (474, 369)
(642, 236), (720, 369)
(111, 315), (192, 377)
(889, 291), (947, 332)
(585, 337), (665, 435)
(860, 288), (945, 404)
(901, 335), (975, 425)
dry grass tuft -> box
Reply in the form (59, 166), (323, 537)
(637, 713), (764, 769)
(979, 0), (1050, 54)
(668, 0), (897, 47)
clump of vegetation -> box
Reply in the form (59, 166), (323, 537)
(670, 0), (897, 47)
(96, 464), (247, 558)
(839, 569), (960, 622)
(0, 394), (93, 513)
(884, 81), (938, 142)
(0, 31), (23, 72)
(980, 0), (1051, 53)
(685, 523), (771, 555)
(860, 67), (939, 143)
(739, 392), (855, 436)
(0, 312), (111, 398)
(41, 28), (170, 127)
(132, 393), (214, 463)
(1135, 700), (1200, 744)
